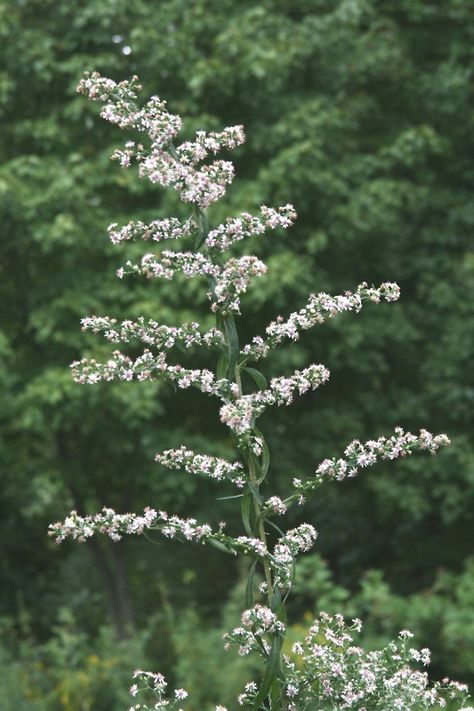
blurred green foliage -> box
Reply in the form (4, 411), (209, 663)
(0, 0), (473, 707)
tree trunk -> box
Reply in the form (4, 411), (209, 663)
(55, 436), (135, 638)
(86, 536), (135, 639)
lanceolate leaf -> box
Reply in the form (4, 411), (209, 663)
(224, 315), (240, 378)
(245, 560), (257, 608)
(242, 366), (268, 391)
(252, 634), (283, 710)
(241, 490), (254, 537)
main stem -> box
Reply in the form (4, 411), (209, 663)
(193, 202), (285, 709)
(192, 203), (274, 601)
(249, 457), (274, 603)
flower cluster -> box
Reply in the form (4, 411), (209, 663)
(50, 507), (299, 581)
(224, 604), (285, 657)
(220, 364), (330, 434)
(176, 125), (245, 165)
(128, 669), (189, 711)
(235, 536), (268, 558)
(119, 250), (219, 281)
(271, 524), (318, 587)
(315, 427), (450, 484)
(205, 204), (297, 251)
(264, 496), (287, 515)
(77, 71), (142, 118)
(139, 154), (235, 208)
(128, 669), (230, 711)
(78, 72), (181, 144)
(107, 216), (191, 245)
(241, 281), (401, 361)
(287, 428), (451, 508)
(48, 507), (215, 545)
(210, 255), (267, 314)
(80, 317), (224, 351)
(70, 350), (230, 397)
(237, 682), (259, 708)
(118, 250), (267, 315)
(78, 72), (245, 208)
(277, 612), (473, 711)
(155, 446), (245, 485)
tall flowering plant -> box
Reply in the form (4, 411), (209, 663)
(50, 72), (472, 711)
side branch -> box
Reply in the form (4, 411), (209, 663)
(240, 281), (401, 362)
(271, 427), (451, 511)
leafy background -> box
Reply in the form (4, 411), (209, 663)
(0, 0), (473, 708)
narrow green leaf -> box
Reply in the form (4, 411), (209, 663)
(278, 602), (287, 626)
(194, 209), (209, 249)
(270, 678), (282, 707)
(216, 354), (229, 380)
(175, 341), (188, 355)
(266, 519), (285, 538)
(245, 561), (257, 608)
(224, 316), (239, 378)
(250, 454), (263, 482)
(252, 635), (283, 710)
(241, 491), (254, 537)
(208, 539), (235, 555)
(270, 584), (282, 613)
(242, 366), (267, 391)
(261, 438), (270, 478)
(248, 480), (263, 507)
(209, 274), (218, 300)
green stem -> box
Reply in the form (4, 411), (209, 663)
(191, 198), (284, 710)
(249, 454), (274, 605)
